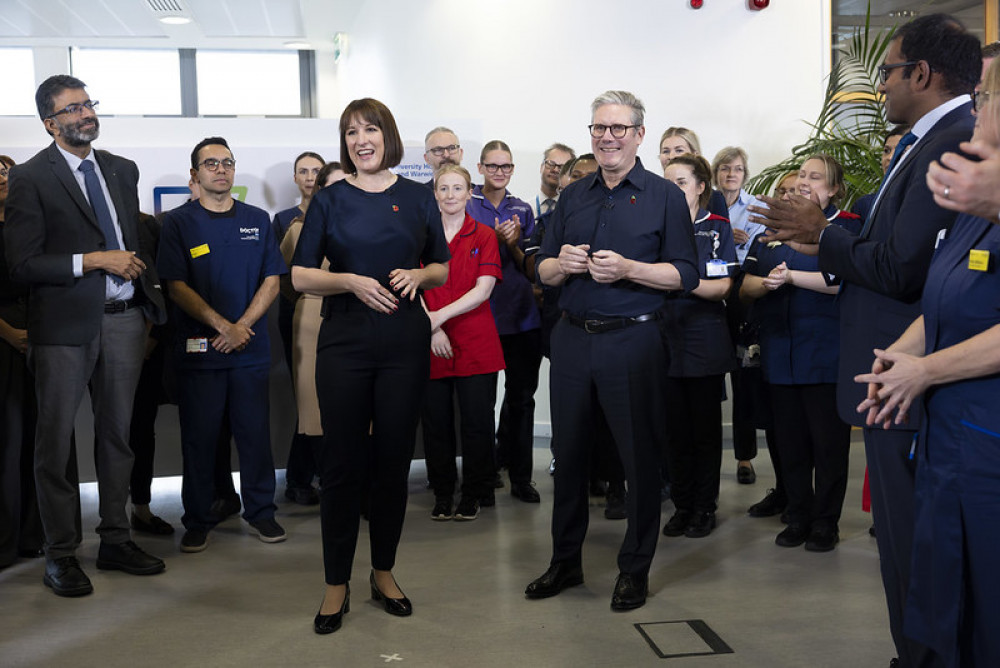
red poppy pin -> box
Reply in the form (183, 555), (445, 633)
(630, 195), (636, 204)
(392, 205), (399, 212)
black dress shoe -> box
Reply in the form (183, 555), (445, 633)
(96, 540), (166, 575)
(315, 584), (350, 634)
(285, 486), (320, 506)
(662, 509), (693, 536)
(737, 463), (756, 484)
(525, 562), (584, 599)
(804, 524), (839, 552)
(775, 523), (810, 548)
(747, 488), (787, 517)
(43, 556), (93, 597)
(611, 572), (648, 611)
(131, 513), (176, 535)
(510, 482), (540, 503)
(370, 571), (412, 616)
(684, 511), (716, 538)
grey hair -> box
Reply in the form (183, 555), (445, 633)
(424, 126), (458, 145)
(590, 90), (645, 126)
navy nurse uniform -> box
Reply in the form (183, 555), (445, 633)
(292, 176), (449, 587)
(659, 211), (737, 520)
(744, 205), (860, 537)
(157, 199), (287, 531)
(905, 213), (1000, 668)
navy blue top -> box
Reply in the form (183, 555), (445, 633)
(291, 176), (450, 304)
(158, 199), (287, 369)
(745, 204), (861, 385)
(708, 189), (728, 219)
(659, 210), (737, 377)
(921, 212), (1000, 475)
(537, 158), (700, 318)
(272, 205), (303, 241)
(851, 192), (876, 224)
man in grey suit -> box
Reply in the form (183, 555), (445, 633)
(3, 75), (167, 596)
(750, 15), (979, 668)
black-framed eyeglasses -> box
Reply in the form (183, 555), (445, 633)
(588, 124), (639, 139)
(973, 89), (996, 112)
(427, 144), (460, 157)
(198, 158), (236, 172)
(543, 159), (566, 170)
(47, 99), (99, 119)
(482, 163), (514, 175)
(877, 61), (919, 85)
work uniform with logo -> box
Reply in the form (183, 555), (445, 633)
(157, 199), (287, 532)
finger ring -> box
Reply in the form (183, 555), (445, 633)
(943, 186), (950, 199)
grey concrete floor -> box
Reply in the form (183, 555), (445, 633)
(0, 433), (895, 667)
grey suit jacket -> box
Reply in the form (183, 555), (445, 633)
(2, 142), (166, 345)
(818, 101), (975, 427)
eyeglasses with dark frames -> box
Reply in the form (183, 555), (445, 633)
(427, 144), (461, 156)
(877, 61), (920, 85)
(47, 100), (99, 119)
(198, 158), (237, 171)
(482, 163), (514, 175)
(588, 124), (639, 139)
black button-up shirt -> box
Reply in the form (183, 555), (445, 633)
(537, 158), (699, 318)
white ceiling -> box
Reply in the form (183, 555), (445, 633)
(0, 0), (989, 49)
(0, 0), (364, 50)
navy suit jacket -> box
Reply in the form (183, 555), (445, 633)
(2, 142), (166, 345)
(818, 101), (974, 427)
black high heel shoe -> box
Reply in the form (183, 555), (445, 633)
(370, 570), (412, 617)
(314, 583), (350, 634)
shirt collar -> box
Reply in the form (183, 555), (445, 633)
(910, 95), (972, 141)
(56, 143), (93, 172)
(590, 157), (648, 192)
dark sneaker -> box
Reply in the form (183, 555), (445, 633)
(248, 518), (287, 543)
(805, 525), (839, 552)
(431, 497), (453, 521)
(210, 493), (242, 521)
(453, 496), (480, 521)
(180, 529), (209, 553)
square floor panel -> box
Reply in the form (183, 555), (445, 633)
(636, 619), (735, 659)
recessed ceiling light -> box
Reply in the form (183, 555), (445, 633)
(159, 15), (192, 25)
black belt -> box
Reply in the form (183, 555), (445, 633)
(104, 297), (139, 313)
(563, 311), (659, 334)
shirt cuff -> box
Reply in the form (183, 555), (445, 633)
(72, 253), (84, 277)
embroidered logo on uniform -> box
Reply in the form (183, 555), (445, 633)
(392, 205), (399, 212)
(471, 248), (480, 257)
(630, 195), (636, 204)
(239, 227), (259, 241)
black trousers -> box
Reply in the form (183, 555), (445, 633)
(865, 427), (943, 668)
(496, 329), (542, 484)
(422, 373), (498, 500)
(317, 304), (429, 585)
(664, 374), (725, 513)
(768, 383), (850, 527)
(549, 318), (665, 576)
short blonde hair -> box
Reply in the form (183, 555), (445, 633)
(659, 127), (702, 155)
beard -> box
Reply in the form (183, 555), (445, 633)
(56, 116), (100, 147)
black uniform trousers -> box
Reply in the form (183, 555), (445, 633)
(768, 383), (850, 528)
(549, 318), (666, 576)
(422, 372), (498, 500)
(317, 302), (430, 585)
(664, 374), (725, 513)
(496, 329), (542, 484)
(865, 427), (942, 668)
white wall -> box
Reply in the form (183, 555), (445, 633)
(0, 0), (832, 440)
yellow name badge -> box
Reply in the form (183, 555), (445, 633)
(190, 243), (210, 259)
(968, 248), (990, 272)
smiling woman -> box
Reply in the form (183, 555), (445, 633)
(290, 97), (450, 635)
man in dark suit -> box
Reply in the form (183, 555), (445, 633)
(3, 75), (167, 596)
(750, 15), (980, 668)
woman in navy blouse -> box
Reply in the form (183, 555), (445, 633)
(291, 98), (450, 634)
(741, 154), (860, 552)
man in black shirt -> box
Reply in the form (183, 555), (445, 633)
(525, 90), (699, 611)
